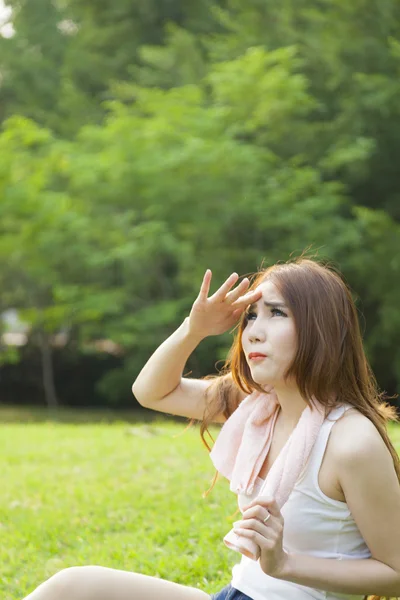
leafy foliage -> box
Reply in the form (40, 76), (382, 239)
(0, 0), (399, 406)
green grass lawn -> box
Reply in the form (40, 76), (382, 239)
(0, 407), (239, 600)
(1, 407), (400, 600)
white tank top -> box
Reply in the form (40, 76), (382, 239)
(231, 403), (371, 600)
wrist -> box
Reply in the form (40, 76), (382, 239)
(275, 551), (294, 581)
(182, 317), (207, 345)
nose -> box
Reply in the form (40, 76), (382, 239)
(247, 321), (266, 344)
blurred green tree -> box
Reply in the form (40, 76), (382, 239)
(0, 0), (399, 405)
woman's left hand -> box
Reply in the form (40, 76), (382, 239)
(233, 496), (289, 578)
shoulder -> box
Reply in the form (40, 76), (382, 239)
(328, 406), (400, 569)
(329, 406), (389, 462)
(328, 405), (398, 496)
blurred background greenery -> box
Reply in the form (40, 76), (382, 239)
(0, 0), (399, 412)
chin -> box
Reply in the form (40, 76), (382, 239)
(251, 374), (275, 387)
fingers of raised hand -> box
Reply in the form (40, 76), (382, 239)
(224, 277), (250, 304)
(232, 287), (263, 309)
(210, 272), (239, 302)
(198, 269), (212, 301)
(197, 271), (262, 318)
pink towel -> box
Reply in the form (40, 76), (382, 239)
(209, 387), (326, 561)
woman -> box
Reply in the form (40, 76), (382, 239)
(23, 258), (400, 600)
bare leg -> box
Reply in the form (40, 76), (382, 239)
(22, 566), (212, 600)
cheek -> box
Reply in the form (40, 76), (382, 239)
(241, 326), (250, 346)
(275, 326), (297, 356)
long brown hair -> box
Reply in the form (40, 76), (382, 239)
(199, 257), (399, 600)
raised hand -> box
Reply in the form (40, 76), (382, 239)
(188, 269), (262, 340)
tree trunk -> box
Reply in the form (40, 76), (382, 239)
(37, 329), (59, 409)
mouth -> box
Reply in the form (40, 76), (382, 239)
(248, 353), (267, 361)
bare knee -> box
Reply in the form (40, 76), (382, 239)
(51, 566), (87, 589)
(26, 566), (99, 600)
(54, 566), (107, 598)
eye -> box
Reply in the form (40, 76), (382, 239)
(244, 310), (257, 321)
(271, 308), (287, 317)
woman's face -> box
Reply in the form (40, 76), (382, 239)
(241, 279), (297, 388)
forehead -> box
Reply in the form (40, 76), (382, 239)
(254, 279), (283, 302)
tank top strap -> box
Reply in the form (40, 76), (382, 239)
(324, 402), (353, 424)
(297, 403), (354, 487)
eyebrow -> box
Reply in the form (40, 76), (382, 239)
(248, 301), (288, 311)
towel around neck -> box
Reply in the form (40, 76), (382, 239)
(209, 387), (326, 501)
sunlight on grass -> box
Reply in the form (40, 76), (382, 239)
(0, 410), (237, 599)
(1, 408), (400, 599)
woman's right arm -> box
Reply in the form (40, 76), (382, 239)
(131, 316), (219, 421)
(131, 269), (262, 423)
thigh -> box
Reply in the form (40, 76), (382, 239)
(23, 566), (212, 600)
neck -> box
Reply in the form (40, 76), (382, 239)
(272, 385), (308, 430)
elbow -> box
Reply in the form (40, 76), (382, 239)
(131, 383), (148, 408)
